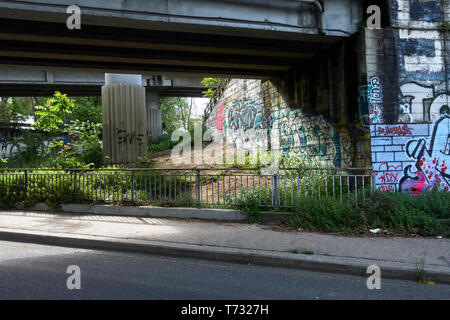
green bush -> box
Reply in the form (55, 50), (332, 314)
(227, 189), (262, 223)
(283, 191), (449, 236)
(148, 133), (177, 153)
(284, 197), (366, 233)
(68, 121), (103, 167)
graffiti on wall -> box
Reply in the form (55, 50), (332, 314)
(224, 98), (267, 150)
(399, 115), (450, 194)
(377, 124), (412, 136)
(0, 127), (23, 159)
(205, 76), (367, 168)
(355, 86), (372, 167)
(398, 82), (449, 123)
(226, 98), (265, 132)
(371, 115), (450, 193)
(0, 138), (17, 159)
(368, 77), (384, 124)
(271, 108), (343, 167)
(206, 97), (352, 166)
(207, 102), (225, 132)
(367, 1), (450, 192)
(375, 162), (403, 191)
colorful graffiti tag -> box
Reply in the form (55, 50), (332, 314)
(224, 98), (267, 150)
(377, 124), (412, 136)
(205, 77), (368, 168)
(399, 115), (450, 194)
(271, 108), (342, 166)
(371, 115), (450, 193)
(207, 95), (352, 167)
(375, 162), (403, 191)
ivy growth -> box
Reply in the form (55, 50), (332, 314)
(439, 22), (450, 33)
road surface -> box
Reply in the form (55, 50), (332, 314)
(0, 240), (449, 300)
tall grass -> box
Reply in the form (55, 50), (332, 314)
(283, 190), (450, 236)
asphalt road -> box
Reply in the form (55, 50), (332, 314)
(0, 240), (449, 300)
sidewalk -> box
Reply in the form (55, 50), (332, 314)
(0, 209), (449, 284)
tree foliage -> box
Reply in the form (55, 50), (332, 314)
(201, 78), (221, 99)
(0, 97), (36, 123)
(33, 91), (75, 135)
(160, 97), (191, 133)
(70, 97), (102, 125)
(201, 78), (225, 120)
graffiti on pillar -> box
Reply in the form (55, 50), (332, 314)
(368, 77), (383, 124)
(359, 85), (370, 129)
(137, 134), (145, 146)
(336, 128), (353, 168)
(354, 86), (372, 167)
(116, 128), (145, 146)
(399, 115), (450, 194)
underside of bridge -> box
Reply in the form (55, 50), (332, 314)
(0, 0), (371, 165)
(0, 81), (208, 97)
(0, 84), (100, 97)
(0, 79), (207, 97)
(0, 17), (340, 79)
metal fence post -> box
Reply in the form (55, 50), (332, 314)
(371, 171), (376, 195)
(273, 173), (278, 209)
(131, 171), (135, 203)
(24, 169), (28, 197)
(73, 171), (77, 196)
(196, 169), (201, 208)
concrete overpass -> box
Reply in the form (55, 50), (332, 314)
(0, 66), (211, 151)
(0, 0), (366, 164)
(0, 0), (363, 78)
(0, 66), (209, 97)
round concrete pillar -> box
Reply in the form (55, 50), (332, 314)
(145, 87), (163, 138)
(102, 74), (147, 165)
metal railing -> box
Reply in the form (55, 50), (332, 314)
(0, 167), (375, 209)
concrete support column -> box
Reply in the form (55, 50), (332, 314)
(102, 74), (147, 165)
(146, 87), (163, 138)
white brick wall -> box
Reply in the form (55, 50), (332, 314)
(370, 122), (433, 190)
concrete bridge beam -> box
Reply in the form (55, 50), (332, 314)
(0, 66), (208, 97)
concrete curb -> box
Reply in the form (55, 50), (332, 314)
(0, 227), (449, 285)
(23, 203), (248, 222)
